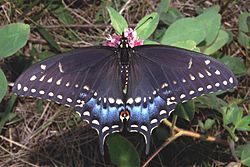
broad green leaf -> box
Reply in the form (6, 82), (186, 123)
(37, 27), (61, 52)
(238, 12), (250, 33)
(0, 68), (7, 102)
(231, 106), (243, 126)
(107, 134), (140, 167)
(160, 8), (184, 25)
(157, 0), (170, 14)
(235, 144), (245, 157)
(227, 30), (234, 43)
(136, 12), (159, 39)
(196, 7), (221, 45)
(241, 143), (250, 166)
(204, 118), (216, 130)
(237, 12), (250, 49)
(202, 5), (220, 13)
(173, 101), (195, 121)
(143, 39), (159, 45)
(107, 6), (128, 35)
(53, 7), (74, 24)
(171, 40), (200, 52)
(198, 119), (215, 131)
(195, 94), (228, 111)
(238, 32), (250, 49)
(0, 95), (17, 133)
(234, 142), (250, 157)
(221, 106), (232, 125)
(0, 23), (30, 58)
(161, 18), (206, 45)
(219, 56), (247, 76)
(222, 105), (243, 126)
(198, 120), (205, 130)
(204, 29), (229, 55)
(235, 115), (250, 131)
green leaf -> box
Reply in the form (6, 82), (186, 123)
(231, 106), (244, 126)
(204, 29), (229, 55)
(241, 143), (250, 166)
(107, 134), (140, 167)
(157, 0), (170, 14)
(238, 12), (250, 33)
(160, 8), (184, 25)
(161, 18), (206, 45)
(219, 56), (247, 76)
(107, 6), (128, 35)
(199, 119), (215, 131)
(0, 23), (30, 58)
(0, 95), (17, 133)
(235, 115), (250, 131)
(0, 68), (8, 102)
(37, 27), (61, 52)
(202, 5), (220, 13)
(235, 144), (245, 157)
(221, 106), (231, 125)
(221, 105), (243, 126)
(143, 39), (159, 45)
(196, 7), (221, 45)
(195, 94), (228, 111)
(170, 40), (200, 52)
(53, 7), (74, 24)
(238, 32), (250, 49)
(136, 12), (159, 39)
(198, 120), (205, 130)
(173, 101), (195, 121)
(204, 118), (216, 130)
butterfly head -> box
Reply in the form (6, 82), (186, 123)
(119, 34), (130, 48)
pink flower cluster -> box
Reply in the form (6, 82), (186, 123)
(103, 28), (144, 48)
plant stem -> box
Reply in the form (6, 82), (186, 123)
(142, 119), (228, 166)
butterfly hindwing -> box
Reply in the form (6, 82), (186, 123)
(74, 56), (125, 155)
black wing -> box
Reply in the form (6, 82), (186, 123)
(12, 46), (124, 154)
(126, 45), (238, 153)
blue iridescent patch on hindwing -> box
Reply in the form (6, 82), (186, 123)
(74, 91), (124, 155)
(126, 93), (177, 154)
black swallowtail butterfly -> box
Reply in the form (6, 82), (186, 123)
(12, 29), (238, 155)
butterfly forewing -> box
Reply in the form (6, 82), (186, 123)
(136, 45), (237, 98)
(13, 47), (114, 104)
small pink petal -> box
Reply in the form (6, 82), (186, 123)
(103, 28), (143, 48)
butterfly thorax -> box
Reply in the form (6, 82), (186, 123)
(119, 37), (131, 65)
